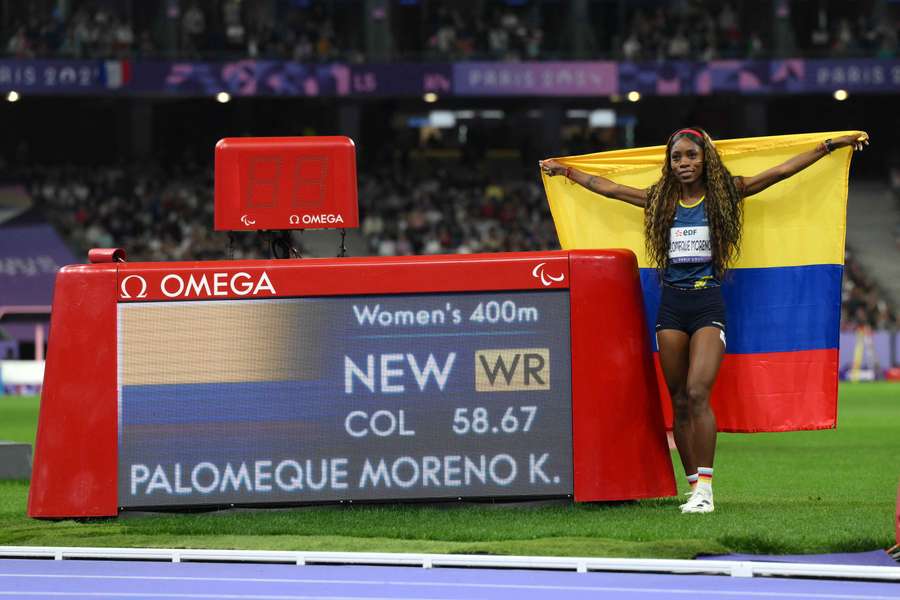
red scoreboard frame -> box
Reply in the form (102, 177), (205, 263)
(28, 249), (675, 518)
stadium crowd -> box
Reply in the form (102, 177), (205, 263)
(842, 251), (897, 331)
(22, 163), (224, 262)
(619, 1), (897, 61)
(2, 1), (349, 62)
(17, 160), (897, 331)
(20, 162), (559, 261)
(422, 5), (544, 61)
(2, 0), (897, 61)
(358, 166), (557, 256)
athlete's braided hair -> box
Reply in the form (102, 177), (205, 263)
(644, 127), (744, 281)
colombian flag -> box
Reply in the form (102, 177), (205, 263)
(543, 132), (860, 432)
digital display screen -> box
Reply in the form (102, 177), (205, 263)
(242, 155), (328, 211)
(117, 290), (573, 508)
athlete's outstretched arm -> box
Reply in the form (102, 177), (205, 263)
(540, 159), (647, 208)
(739, 132), (869, 198)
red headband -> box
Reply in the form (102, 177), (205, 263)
(674, 128), (704, 140)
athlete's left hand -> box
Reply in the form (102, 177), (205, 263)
(841, 132), (869, 151)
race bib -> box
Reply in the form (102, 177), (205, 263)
(669, 226), (712, 263)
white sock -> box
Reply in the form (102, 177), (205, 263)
(697, 467), (713, 493)
(686, 472), (699, 489)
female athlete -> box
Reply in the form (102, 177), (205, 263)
(540, 128), (868, 513)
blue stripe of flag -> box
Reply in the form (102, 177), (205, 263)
(640, 264), (842, 354)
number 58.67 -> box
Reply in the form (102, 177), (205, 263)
(451, 406), (537, 435)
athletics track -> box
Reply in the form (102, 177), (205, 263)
(0, 548), (898, 600)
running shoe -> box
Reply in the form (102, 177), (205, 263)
(681, 487), (714, 513)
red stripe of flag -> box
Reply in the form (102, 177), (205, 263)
(654, 348), (838, 432)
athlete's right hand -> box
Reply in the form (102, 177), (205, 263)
(539, 159), (566, 177)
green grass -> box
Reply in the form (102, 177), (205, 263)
(0, 396), (40, 444)
(1, 383), (898, 558)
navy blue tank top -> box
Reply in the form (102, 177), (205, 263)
(664, 197), (718, 289)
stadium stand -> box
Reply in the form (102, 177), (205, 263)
(844, 181), (900, 329)
(13, 160), (898, 333)
(1, 0), (896, 61)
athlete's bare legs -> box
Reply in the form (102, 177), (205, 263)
(657, 329), (693, 476)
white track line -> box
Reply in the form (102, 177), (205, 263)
(0, 546), (897, 582)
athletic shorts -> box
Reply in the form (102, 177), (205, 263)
(655, 284), (727, 341)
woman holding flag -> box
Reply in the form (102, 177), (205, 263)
(540, 128), (868, 513)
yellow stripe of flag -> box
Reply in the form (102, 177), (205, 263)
(543, 131), (859, 269)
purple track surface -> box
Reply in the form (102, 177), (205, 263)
(1, 558), (899, 600)
(697, 550), (900, 567)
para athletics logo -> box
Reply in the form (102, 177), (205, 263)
(531, 262), (565, 287)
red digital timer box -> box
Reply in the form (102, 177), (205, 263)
(214, 136), (359, 231)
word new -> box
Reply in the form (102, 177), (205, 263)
(345, 353), (456, 393)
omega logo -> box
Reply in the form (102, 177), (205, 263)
(120, 275), (149, 299)
(288, 214), (345, 225)
(160, 272), (276, 298)
(303, 214), (344, 224)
